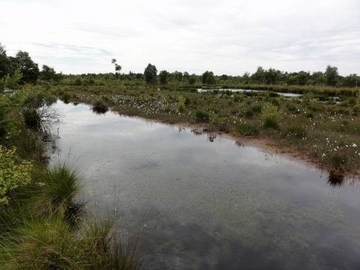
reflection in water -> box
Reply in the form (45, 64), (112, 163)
(328, 171), (345, 187)
(50, 100), (360, 270)
(207, 133), (216, 142)
(235, 140), (244, 147)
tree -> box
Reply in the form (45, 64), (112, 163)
(144, 63), (157, 85)
(251, 66), (266, 84)
(0, 43), (10, 80)
(202, 71), (215, 85)
(312, 71), (325, 86)
(183, 72), (190, 81)
(111, 59), (122, 79)
(242, 72), (250, 84)
(15, 51), (39, 84)
(188, 74), (197, 85)
(325, 65), (338, 86)
(159, 70), (169, 85)
(173, 71), (183, 81)
(39, 65), (59, 82)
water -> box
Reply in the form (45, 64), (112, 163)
(50, 100), (360, 270)
(197, 88), (302, 97)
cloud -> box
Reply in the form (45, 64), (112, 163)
(0, 0), (359, 75)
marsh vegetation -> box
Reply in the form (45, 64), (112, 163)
(0, 89), (142, 269)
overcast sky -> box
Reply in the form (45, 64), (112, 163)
(0, 0), (359, 75)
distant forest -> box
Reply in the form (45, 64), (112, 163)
(1, 43), (359, 89)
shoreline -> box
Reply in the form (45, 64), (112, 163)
(101, 104), (358, 179)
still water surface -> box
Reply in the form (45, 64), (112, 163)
(50, 100), (360, 270)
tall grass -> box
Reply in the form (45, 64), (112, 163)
(0, 217), (143, 270)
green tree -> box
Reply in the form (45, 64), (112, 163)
(0, 43), (11, 80)
(39, 65), (61, 82)
(188, 74), (197, 85)
(159, 70), (169, 85)
(144, 63), (157, 85)
(173, 71), (183, 81)
(15, 51), (39, 84)
(325, 65), (338, 86)
(183, 71), (190, 81)
(202, 71), (215, 85)
(312, 71), (325, 86)
(251, 66), (266, 84)
(111, 59), (122, 79)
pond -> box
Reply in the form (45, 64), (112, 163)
(50, 100), (360, 270)
(197, 88), (302, 97)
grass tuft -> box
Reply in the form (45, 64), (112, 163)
(92, 100), (109, 114)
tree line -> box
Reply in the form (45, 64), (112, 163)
(0, 43), (62, 89)
(1, 42), (359, 89)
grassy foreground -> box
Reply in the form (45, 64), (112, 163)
(54, 83), (360, 176)
(0, 88), (142, 269)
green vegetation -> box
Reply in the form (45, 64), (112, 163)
(0, 88), (142, 269)
(92, 100), (109, 114)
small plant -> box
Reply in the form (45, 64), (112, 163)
(285, 126), (307, 139)
(237, 122), (259, 136)
(92, 100), (109, 114)
(251, 104), (262, 113)
(0, 146), (33, 205)
(245, 109), (254, 118)
(261, 103), (280, 129)
(31, 164), (81, 215)
(194, 110), (210, 123)
(178, 95), (186, 113)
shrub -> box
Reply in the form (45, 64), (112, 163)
(245, 109), (254, 118)
(263, 117), (279, 129)
(237, 122), (259, 136)
(31, 164), (81, 217)
(285, 126), (306, 138)
(178, 95), (186, 113)
(23, 109), (41, 130)
(92, 100), (109, 114)
(261, 103), (280, 129)
(194, 110), (210, 123)
(0, 146), (33, 205)
(251, 104), (262, 113)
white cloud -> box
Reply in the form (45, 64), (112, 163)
(0, 0), (359, 75)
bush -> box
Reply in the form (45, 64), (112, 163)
(237, 122), (259, 136)
(261, 103), (280, 129)
(263, 117), (279, 129)
(23, 109), (41, 130)
(194, 110), (210, 123)
(251, 105), (262, 113)
(92, 100), (109, 114)
(30, 164), (81, 217)
(285, 126), (306, 138)
(0, 146), (33, 205)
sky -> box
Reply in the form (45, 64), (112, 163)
(0, 0), (359, 76)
